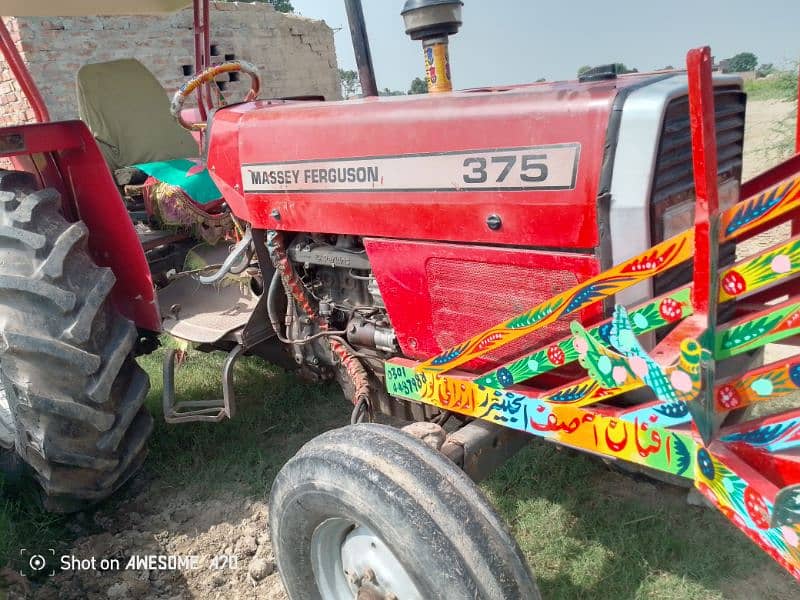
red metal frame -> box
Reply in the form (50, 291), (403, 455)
(193, 0), (212, 121)
(0, 121), (159, 330)
(687, 47), (719, 316)
(0, 4), (222, 332)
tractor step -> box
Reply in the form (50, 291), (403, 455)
(156, 243), (272, 424)
(162, 344), (242, 424)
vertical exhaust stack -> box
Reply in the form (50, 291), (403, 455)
(344, 0), (379, 97)
(401, 0), (463, 93)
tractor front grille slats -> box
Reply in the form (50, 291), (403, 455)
(652, 86), (746, 306)
(650, 87), (746, 212)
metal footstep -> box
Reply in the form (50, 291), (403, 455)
(162, 344), (243, 423)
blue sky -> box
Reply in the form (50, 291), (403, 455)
(291, 0), (800, 92)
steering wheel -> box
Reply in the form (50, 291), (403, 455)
(171, 61), (261, 131)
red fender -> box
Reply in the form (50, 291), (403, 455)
(1, 121), (160, 331)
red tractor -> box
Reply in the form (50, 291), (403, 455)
(1, 0), (800, 597)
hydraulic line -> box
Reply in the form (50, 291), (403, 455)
(265, 231), (371, 413)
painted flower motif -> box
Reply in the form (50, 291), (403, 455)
(572, 336), (588, 356)
(632, 312), (649, 330)
(721, 270), (747, 296)
(697, 448), (715, 480)
(658, 297), (683, 322)
(782, 525), (799, 547)
(612, 366), (628, 385)
(717, 384), (741, 409)
(744, 487), (771, 530)
(670, 369), (693, 393)
(750, 377), (774, 397)
(629, 355), (648, 379)
(770, 254), (792, 274)
(496, 368), (513, 387)
(547, 345), (566, 366)
(789, 363), (800, 388)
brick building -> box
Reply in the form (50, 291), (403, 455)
(0, 1), (341, 125)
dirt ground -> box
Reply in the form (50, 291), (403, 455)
(29, 485), (287, 600)
(4, 98), (799, 600)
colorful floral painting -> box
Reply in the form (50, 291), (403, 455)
(386, 172), (800, 580)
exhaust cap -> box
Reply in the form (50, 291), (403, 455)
(401, 0), (463, 41)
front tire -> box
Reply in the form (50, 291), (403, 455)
(0, 186), (152, 512)
(270, 423), (539, 599)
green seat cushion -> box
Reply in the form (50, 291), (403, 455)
(134, 159), (221, 205)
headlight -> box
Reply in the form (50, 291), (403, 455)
(658, 178), (740, 241)
(662, 196), (695, 240)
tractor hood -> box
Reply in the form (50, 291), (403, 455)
(206, 74), (668, 250)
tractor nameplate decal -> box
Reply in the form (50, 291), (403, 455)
(241, 143), (580, 193)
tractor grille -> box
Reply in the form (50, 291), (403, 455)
(651, 85), (746, 304)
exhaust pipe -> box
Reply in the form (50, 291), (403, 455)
(401, 0), (463, 93)
(344, 0), (379, 97)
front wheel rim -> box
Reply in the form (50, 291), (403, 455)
(311, 517), (422, 599)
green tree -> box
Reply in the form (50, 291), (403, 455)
(756, 63), (775, 78)
(339, 69), (361, 98)
(577, 63), (637, 78)
(613, 63), (638, 74)
(727, 52), (758, 72)
(224, 0), (293, 12)
(408, 77), (428, 94)
(379, 88), (405, 96)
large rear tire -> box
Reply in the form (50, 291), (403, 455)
(270, 423), (539, 599)
(0, 185), (152, 512)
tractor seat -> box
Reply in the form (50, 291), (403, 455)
(76, 59), (231, 244)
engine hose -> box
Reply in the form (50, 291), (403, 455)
(329, 335), (372, 415)
(265, 231), (371, 412)
(198, 227), (253, 285)
(266, 230), (317, 321)
(267, 269), (348, 345)
(267, 269), (286, 340)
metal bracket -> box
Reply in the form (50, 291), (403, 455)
(162, 344), (243, 423)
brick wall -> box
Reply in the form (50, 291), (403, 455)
(0, 1), (341, 126)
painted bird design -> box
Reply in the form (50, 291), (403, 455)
(570, 305), (707, 404)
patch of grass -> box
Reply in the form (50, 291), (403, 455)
(0, 481), (71, 581)
(484, 444), (796, 599)
(745, 71), (798, 102)
(137, 340), (350, 496)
